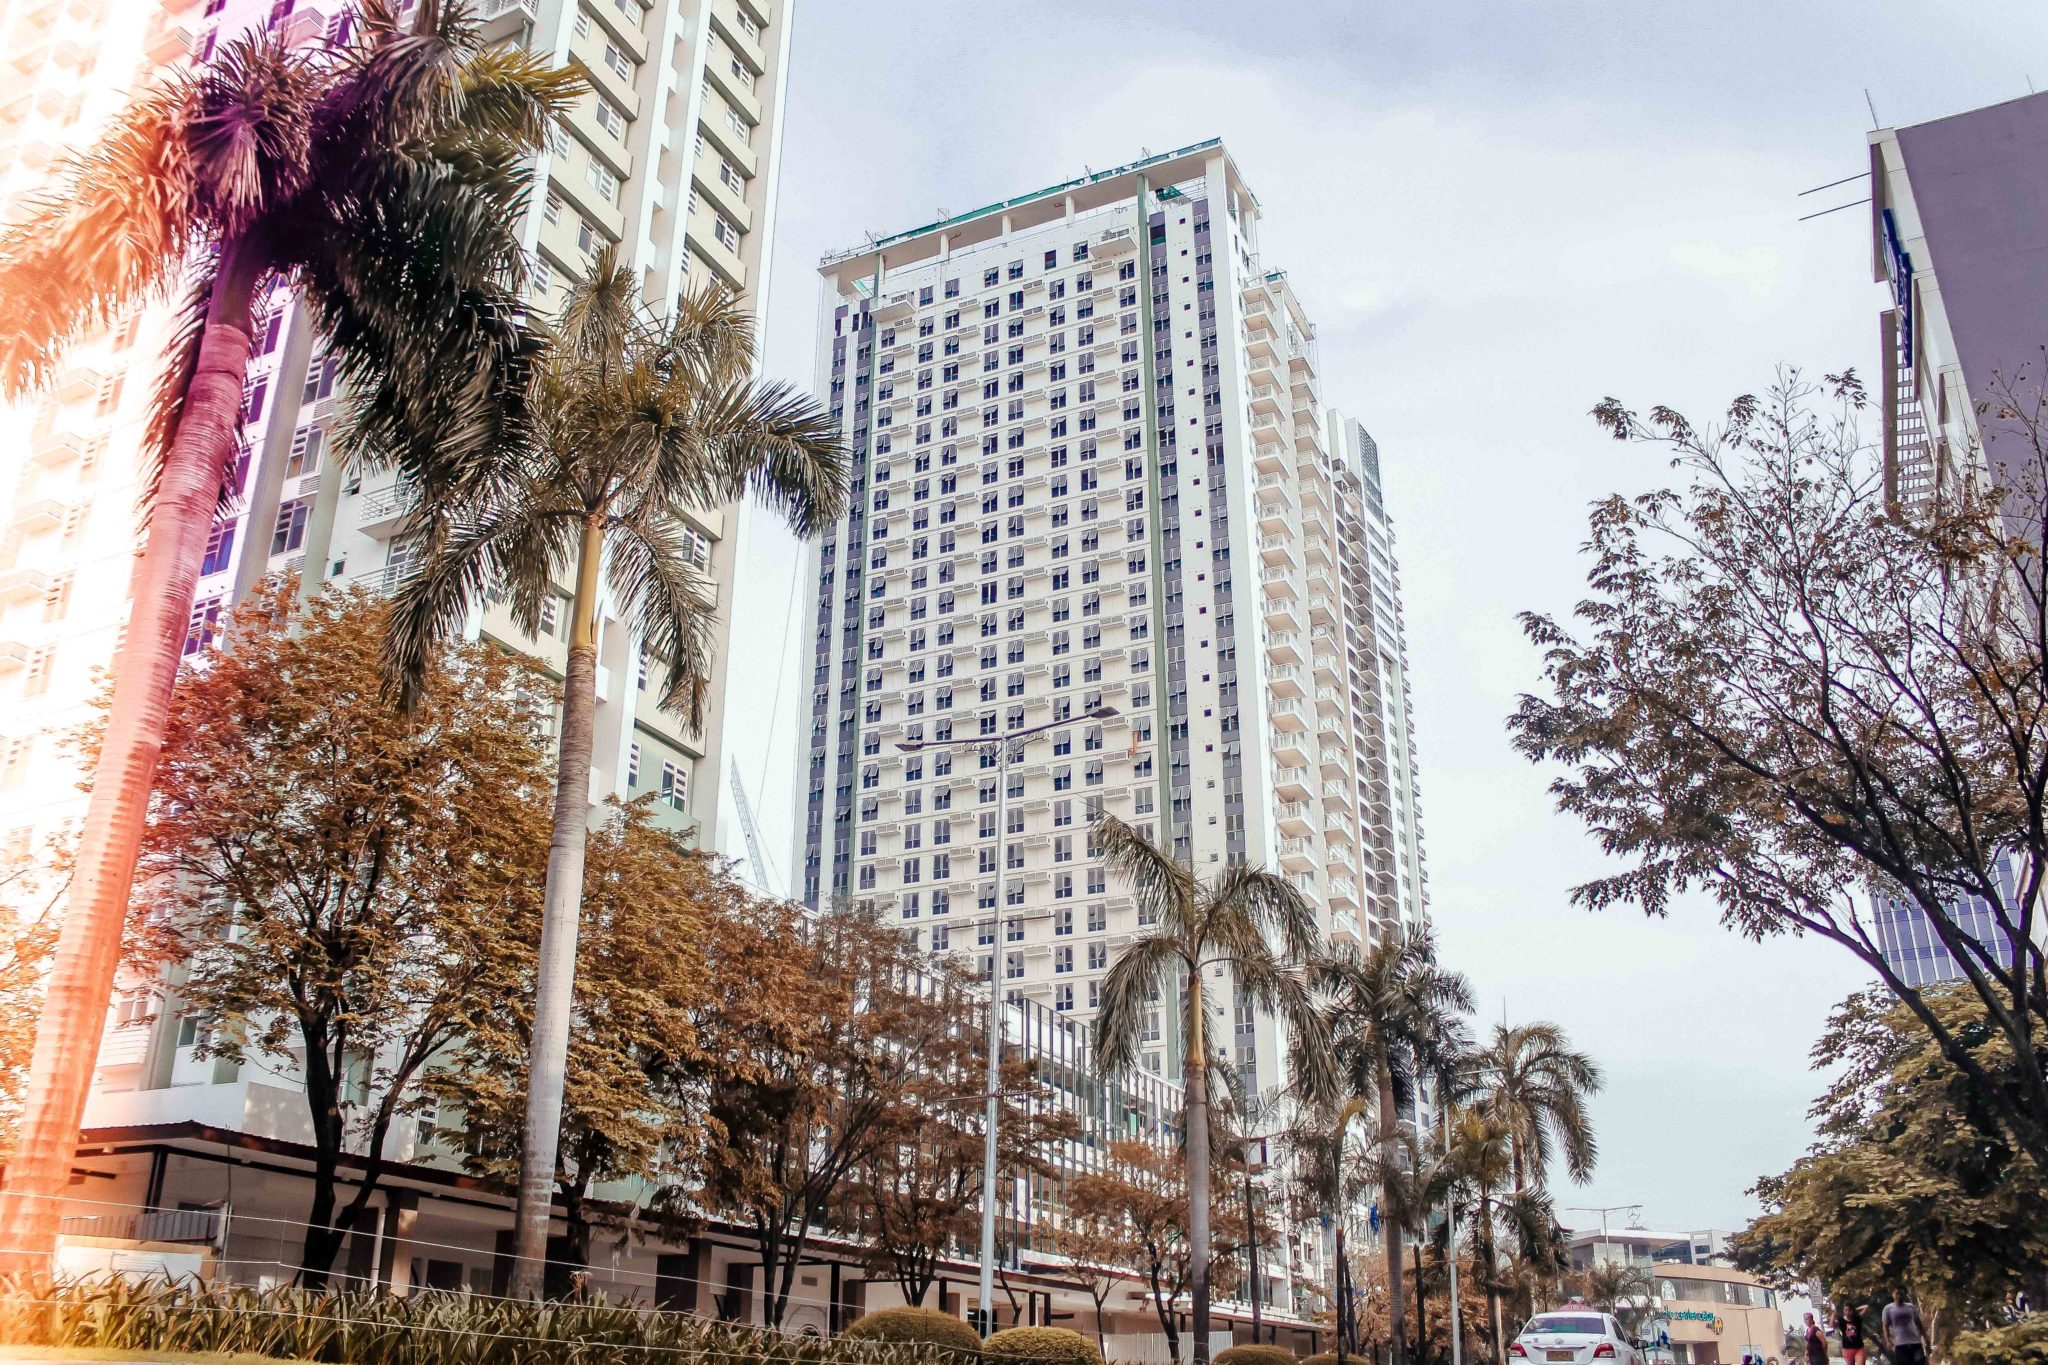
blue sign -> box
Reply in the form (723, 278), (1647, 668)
(1882, 208), (1915, 365)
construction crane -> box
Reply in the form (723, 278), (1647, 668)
(728, 757), (779, 898)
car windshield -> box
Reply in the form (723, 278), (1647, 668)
(1528, 1316), (1608, 1336)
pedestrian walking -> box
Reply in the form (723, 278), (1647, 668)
(1804, 1313), (1828, 1365)
(1882, 1288), (1929, 1365)
(1833, 1301), (1869, 1365)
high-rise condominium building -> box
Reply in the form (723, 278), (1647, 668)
(798, 141), (1429, 1097)
(0, 0), (792, 891)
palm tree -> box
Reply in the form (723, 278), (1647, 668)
(1574, 1262), (1655, 1336)
(383, 249), (845, 1298)
(1093, 812), (1337, 1365)
(1478, 1022), (1601, 1330)
(1283, 1099), (1373, 1363)
(1479, 1022), (1601, 1200)
(1320, 927), (1475, 1365)
(1442, 1106), (1515, 1361)
(0, 0), (578, 1267)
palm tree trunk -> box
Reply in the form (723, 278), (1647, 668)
(1379, 1057), (1408, 1365)
(0, 247), (262, 1272)
(1482, 1195), (1503, 1364)
(1335, 1221), (1349, 1365)
(1246, 1163), (1261, 1339)
(509, 512), (606, 1300)
(1185, 961), (1214, 1365)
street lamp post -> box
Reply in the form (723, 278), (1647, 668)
(897, 702), (1118, 1335)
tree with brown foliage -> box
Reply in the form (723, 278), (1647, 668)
(133, 581), (554, 1285)
(854, 1045), (1076, 1313)
(433, 799), (779, 1280)
(699, 901), (969, 1327)
(1066, 1138), (1250, 1364)
(1510, 369), (2048, 1273)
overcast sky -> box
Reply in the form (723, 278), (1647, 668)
(717, 1), (2048, 1233)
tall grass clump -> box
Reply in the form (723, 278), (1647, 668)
(0, 1279), (964, 1365)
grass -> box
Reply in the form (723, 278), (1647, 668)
(0, 1282), (966, 1365)
(0, 1348), (308, 1365)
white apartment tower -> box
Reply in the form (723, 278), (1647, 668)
(0, 0), (793, 886)
(799, 142), (1429, 1095)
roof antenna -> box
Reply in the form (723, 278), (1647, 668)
(1864, 88), (1881, 130)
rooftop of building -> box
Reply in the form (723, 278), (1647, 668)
(819, 137), (1254, 286)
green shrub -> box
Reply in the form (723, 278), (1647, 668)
(983, 1326), (1102, 1365)
(1951, 1316), (2048, 1365)
(0, 1280), (963, 1365)
(842, 1306), (985, 1357)
(1215, 1347), (1297, 1365)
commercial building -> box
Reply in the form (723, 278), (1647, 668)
(1, 0), (793, 891)
(1865, 92), (2048, 986)
(1568, 1227), (1736, 1270)
(1642, 1265), (1786, 1365)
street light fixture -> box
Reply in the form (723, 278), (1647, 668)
(894, 701), (1120, 1334)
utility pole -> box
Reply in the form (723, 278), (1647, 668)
(898, 704), (1118, 1336)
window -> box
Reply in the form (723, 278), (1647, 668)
(628, 743), (641, 786)
(718, 157), (745, 193)
(603, 41), (633, 80)
(301, 353), (338, 403)
(182, 598), (222, 657)
(199, 522), (236, 577)
(660, 760), (688, 810)
(714, 215), (741, 251)
(585, 159), (620, 201)
(285, 425), (323, 480)
(269, 499), (310, 556)
(594, 97), (627, 140)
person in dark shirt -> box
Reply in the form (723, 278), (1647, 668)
(1803, 1313), (1829, 1365)
(1833, 1300), (1869, 1365)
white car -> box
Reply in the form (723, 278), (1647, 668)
(1509, 1310), (1647, 1365)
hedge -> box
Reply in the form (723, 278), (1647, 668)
(982, 1326), (1103, 1365)
(1214, 1347), (1297, 1365)
(841, 1307), (985, 1358)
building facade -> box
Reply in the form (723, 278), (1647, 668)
(13, 0), (796, 1274)
(796, 138), (1429, 1100)
(1, 0), (793, 893)
(1865, 93), (2048, 987)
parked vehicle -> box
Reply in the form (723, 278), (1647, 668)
(1509, 1311), (1648, 1365)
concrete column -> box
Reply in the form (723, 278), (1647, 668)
(376, 1193), (418, 1296)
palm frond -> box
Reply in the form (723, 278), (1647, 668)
(556, 245), (639, 374)
(0, 83), (195, 396)
(667, 277), (760, 388)
(382, 479), (580, 707)
(1095, 934), (1183, 1077)
(447, 43), (586, 151)
(186, 32), (317, 238)
(1092, 810), (1195, 940)
(679, 379), (849, 536)
(603, 511), (718, 724)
